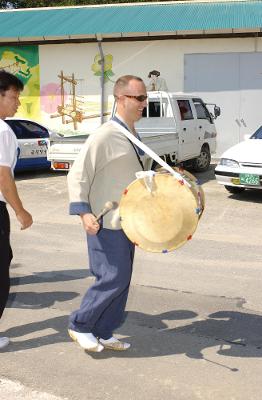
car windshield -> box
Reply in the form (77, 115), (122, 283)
(6, 119), (49, 139)
(250, 126), (262, 139)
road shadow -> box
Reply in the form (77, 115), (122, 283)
(15, 169), (67, 181)
(1, 315), (70, 351)
(10, 269), (91, 286)
(193, 163), (217, 185)
(6, 290), (79, 309)
(91, 309), (262, 363)
(228, 190), (262, 204)
(2, 309), (262, 367)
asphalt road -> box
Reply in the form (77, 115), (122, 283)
(1, 164), (262, 400)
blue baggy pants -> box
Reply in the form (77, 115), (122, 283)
(69, 228), (135, 339)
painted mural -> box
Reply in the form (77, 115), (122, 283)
(0, 45), (40, 120)
(47, 69), (111, 131)
(40, 51), (115, 134)
(0, 42), (172, 135)
(43, 53), (114, 131)
(91, 54), (115, 84)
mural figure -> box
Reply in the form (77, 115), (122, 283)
(147, 70), (168, 91)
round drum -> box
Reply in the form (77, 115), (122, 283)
(119, 168), (204, 253)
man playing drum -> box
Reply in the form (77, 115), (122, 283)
(67, 75), (147, 352)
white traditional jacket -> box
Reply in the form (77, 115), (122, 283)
(67, 120), (143, 230)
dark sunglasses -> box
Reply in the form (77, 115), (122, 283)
(124, 94), (148, 102)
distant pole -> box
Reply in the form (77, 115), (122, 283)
(98, 37), (105, 125)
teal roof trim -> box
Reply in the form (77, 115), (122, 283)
(0, 1), (262, 39)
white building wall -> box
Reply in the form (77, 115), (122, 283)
(38, 36), (262, 153)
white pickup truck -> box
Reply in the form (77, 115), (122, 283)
(47, 91), (220, 172)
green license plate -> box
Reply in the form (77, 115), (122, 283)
(239, 173), (260, 186)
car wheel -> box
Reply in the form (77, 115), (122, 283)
(192, 146), (211, 172)
(224, 185), (245, 194)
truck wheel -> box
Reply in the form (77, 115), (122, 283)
(192, 146), (211, 172)
(152, 160), (161, 171)
(151, 155), (169, 171)
(225, 185), (245, 194)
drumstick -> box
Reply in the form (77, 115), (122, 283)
(95, 201), (118, 221)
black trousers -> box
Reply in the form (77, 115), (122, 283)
(0, 201), (13, 320)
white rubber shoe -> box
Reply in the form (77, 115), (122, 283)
(68, 329), (104, 352)
(99, 337), (131, 351)
(0, 337), (10, 349)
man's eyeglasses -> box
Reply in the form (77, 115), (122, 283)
(123, 94), (148, 102)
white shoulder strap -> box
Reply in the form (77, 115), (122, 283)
(111, 120), (190, 186)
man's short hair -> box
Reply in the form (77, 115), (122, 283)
(113, 75), (144, 97)
(0, 70), (24, 94)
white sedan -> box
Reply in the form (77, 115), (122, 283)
(215, 126), (262, 194)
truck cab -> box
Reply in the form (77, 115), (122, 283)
(136, 91), (219, 171)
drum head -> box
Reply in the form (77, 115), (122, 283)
(119, 173), (200, 253)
